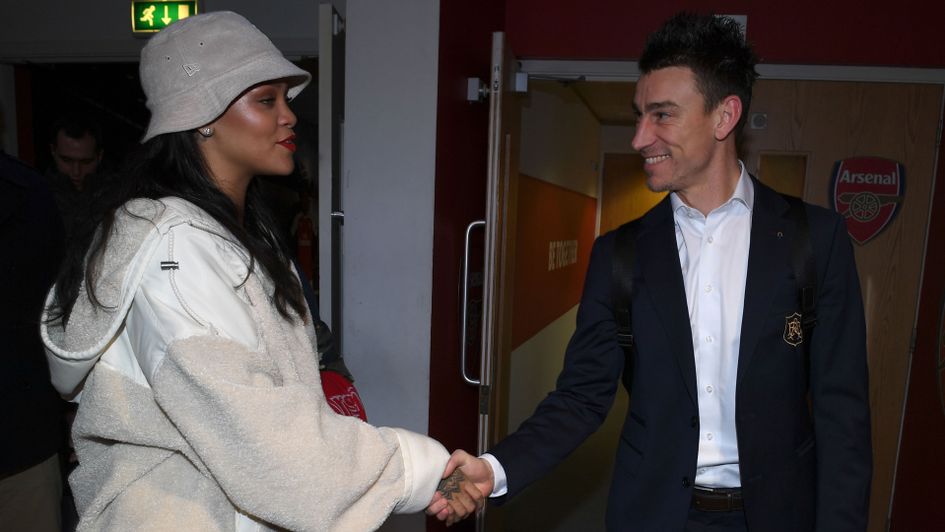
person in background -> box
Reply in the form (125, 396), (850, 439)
(48, 113), (103, 193)
(42, 11), (481, 530)
(435, 12), (872, 531)
(45, 113), (111, 240)
(0, 147), (66, 531)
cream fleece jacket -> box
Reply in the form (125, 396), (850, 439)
(42, 197), (448, 531)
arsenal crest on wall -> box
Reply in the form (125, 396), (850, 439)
(830, 157), (905, 244)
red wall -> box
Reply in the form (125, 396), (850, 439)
(505, 1), (945, 67)
(889, 125), (945, 530)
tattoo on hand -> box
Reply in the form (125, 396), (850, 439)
(437, 469), (466, 501)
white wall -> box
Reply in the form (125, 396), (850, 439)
(519, 80), (602, 198)
(341, 2), (439, 528)
(600, 124), (636, 155)
(0, 0), (318, 61)
(341, 0), (439, 451)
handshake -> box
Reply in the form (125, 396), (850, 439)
(425, 450), (495, 526)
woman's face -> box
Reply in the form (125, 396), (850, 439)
(201, 80), (298, 185)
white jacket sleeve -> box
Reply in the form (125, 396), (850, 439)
(129, 224), (448, 531)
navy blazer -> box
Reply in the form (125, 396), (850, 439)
(489, 179), (872, 531)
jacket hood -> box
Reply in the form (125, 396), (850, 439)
(42, 198), (209, 398)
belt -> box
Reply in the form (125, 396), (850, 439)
(691, 486), (744, 512)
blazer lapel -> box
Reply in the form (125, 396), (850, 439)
(637, 198), (698, 405)
(737, 181), (792, 384)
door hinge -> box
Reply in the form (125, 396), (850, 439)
(909, 327), (918, 354)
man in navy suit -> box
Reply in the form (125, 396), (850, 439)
(431, 12), (872, 531)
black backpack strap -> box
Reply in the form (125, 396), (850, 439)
(612, 220), (640, 392)
(782, 195), (817, 334)
(782, 194), (817, 388)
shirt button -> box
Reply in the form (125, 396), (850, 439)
(704, 284), (712, 293)
(706, 385), (713, 393)
(706, 432), (714, 441)
(707, 236), (714, 243)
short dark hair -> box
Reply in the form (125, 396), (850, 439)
(639, 12), (758, 133)
(49, 112), (103, 151)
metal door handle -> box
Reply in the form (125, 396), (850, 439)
(461, 220), (485, 385)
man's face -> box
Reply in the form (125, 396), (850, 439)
(51, 130), (101, 190)
(631, 66), (721, 194)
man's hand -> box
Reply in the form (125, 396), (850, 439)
(425, 450), (495, 526)
(446, 450), (495, 498)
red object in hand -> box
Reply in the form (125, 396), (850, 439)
(321, 370), (367, 421)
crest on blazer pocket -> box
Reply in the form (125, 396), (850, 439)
(784, 312), (804, 346)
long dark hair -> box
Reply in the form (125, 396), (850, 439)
(49, 131), (306, 324)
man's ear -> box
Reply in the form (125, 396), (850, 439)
(714, 95), (743, 141)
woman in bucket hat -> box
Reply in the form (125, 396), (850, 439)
(41, 11), (480, 531)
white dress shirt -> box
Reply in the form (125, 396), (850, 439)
(673, 164), (753, 488)
(485, 164), (754, 495)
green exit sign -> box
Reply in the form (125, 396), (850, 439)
(131, 1), (198, 33)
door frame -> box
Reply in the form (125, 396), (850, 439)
(317, 3), (345, 336)
(520, 60), (945, 83)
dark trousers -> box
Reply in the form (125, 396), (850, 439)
(685, 507), (748, 532)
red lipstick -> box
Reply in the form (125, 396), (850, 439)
(277, 135), (297, 153)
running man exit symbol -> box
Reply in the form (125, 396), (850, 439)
(139, 5), (155, 26)
(131, 2), (198, 33)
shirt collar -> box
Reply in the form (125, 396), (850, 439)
(670, 160), (754, 216)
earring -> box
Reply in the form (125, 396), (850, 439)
(199, 127), (214, 138)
